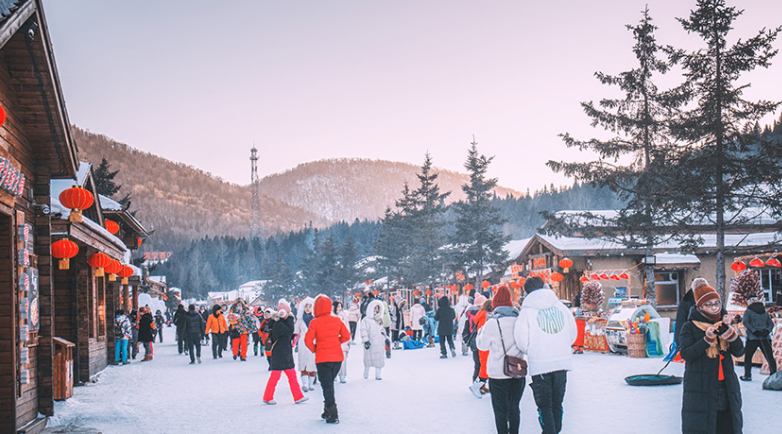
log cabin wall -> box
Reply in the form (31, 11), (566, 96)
(0, 210), (17, 433)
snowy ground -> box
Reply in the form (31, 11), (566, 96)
(48, 327), (778, 434)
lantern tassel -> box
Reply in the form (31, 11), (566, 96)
(121, 277), (129, 285)
(69, 208), (83, 223)
(95, 268), (104, 277)
(108, 274), (116, 282)
(59, 258), (70, 270)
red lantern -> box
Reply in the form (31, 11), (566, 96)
(766, 257), (781, 267)
(550, 272), (564, 282)
(559, 257), (573, 273)
(590, 273), (601, 280)
(105, 259), (123, 282)
(137, 238), (143, 248)
(509, 281), (519, 289)
(464, 283), (474, 291)
(88, 252), (111, 277)
(748, 257), (764, 268)
(425, 289), (432, 296)
(579, 275), (590, 282)
(51, 239), (78, 270)
(619, 272), (630, 280)
(118, 265), (134, 284)
(59, 186), (94, 223)
(599, 273), (609, 280)
(481, 281), (490, 289)
(730, 260), (747, 272)
(354, 292), (360, 298)
(0, 105), (6, 128)
(450, 285), (459, 294)
(517, 278), (526, 287)
(413, 290), (420, 297)
(105, 220), (119, 235)
(609, 273), (620, 280)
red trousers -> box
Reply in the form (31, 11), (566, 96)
(263, 369), (304, 402)
(232, 334), (248, 359)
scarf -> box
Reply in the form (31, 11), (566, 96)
(303, 312), (313, 327)
(692, 320), (729, 381)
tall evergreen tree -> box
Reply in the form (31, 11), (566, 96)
(93, 157), (121, 197)
(669, 0), (781, 297)
(451, 139), (509, 282)
(337, 235), (359, 294)
(546, 8), (688, 307)
(409, 153), (450, 284)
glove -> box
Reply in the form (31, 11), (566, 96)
(364, 342), (371, 349)
(704, 326), (717, 343)
(722, 325), (738, 342)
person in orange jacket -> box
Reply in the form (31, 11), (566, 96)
(469, 298), (493, 397)
(205, 305), (229, 359)
(304, 294), (351, 425)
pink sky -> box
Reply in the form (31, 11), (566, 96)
(44, 0), (782, 191)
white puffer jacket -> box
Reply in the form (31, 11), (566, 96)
(514, 288), (577, 376)
(410, 303), (426, 331)
(360, 300), (386, 368)
(476, 306), (524, 379)
(294, 297), (316, 372)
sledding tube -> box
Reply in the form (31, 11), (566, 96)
(624, 374), (683, 386)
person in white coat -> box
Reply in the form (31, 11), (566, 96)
(409, 299), (426, 341)
(514, 277), (577, 434)
(476, 285), (526, 434)
(333, 300), (351, 383)
(455, 291), (471, 356)
(360, 299), (386, 380)
(294, 297), (317, 392)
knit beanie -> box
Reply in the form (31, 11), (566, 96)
(492, 285), (513, 308)
(524, 276), (545, 294)
(474, 294), (487, 307)
(277, 299), (291, 315)
(691, 277), (709, 292)
(693, 285), (720, 309)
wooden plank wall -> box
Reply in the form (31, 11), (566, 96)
(53, 255), (80, 381)
(0, 212), (17, 433)
(34, 171), (54, 416)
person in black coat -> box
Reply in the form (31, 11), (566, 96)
(679, 284), (744, 434)
(740, 297), (777, 381)
(184, 304), (206, 364)
(434, 296), (456, 359)
(262, 300), (309, 405)
(154, 310), (165, 343)
(174, 304), (187, 355)
(676, 278), (706, 349)
(138, 307), (155, 361)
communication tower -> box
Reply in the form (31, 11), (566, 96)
(250, 146), (263, 240)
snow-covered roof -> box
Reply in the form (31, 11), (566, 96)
(149, 276), (166, 284)
(551, 208), (781, 227)
(99, 194), (123, 211)
(655, 253), (701, 265)
(504, 238), (531, 260)
(535, 232), (782, 255)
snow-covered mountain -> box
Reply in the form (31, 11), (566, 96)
(259, 158), (522, 222)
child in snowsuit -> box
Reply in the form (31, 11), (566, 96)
(360, 299), (387, 380)
(262, 300), (309, 405)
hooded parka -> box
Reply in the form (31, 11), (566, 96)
(360, 299), (387, 368)
(304, 295), (351, 364)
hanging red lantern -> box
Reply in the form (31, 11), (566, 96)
(354, 292), (360, 298)
(509, 281), (519, 289)
(88, 252), (111, 277)
(450, 285), (459, 294)
(748, 257), (764, 268)
(105, 259), (123, 282)
(730, 260), (747, 272)
(590, 273), (601, 280)
(517, 278), (526, 287)
(550, 272), (564, 282)
(425, 289), (432, 296)
(413, 290), (420, 297)
(59, 186), (94, 223)
(558, 257), (573, 273)
(51, 239), (79, 270)
(118, 265), (134, 284)
(619, 272), (630, 280)
(599, 273), (610, 280)
(464, 283), (474, 291)
(609, 273), (620, 280)
(766, 257), (781, 267)
(105, 220), (119, 235)
(0, 105), (6, 128)
(481, 281), (490, 289)
(137, 238), (143, 248)
(579, 275), (590, 282)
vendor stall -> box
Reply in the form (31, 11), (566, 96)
(605, 300), (661, 355)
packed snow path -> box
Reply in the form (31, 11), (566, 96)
(49, 327), (777, 433)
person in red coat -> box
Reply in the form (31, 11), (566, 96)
(305, 294), (351, 424)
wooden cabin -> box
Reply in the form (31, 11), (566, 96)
(0, 0), (80, 431)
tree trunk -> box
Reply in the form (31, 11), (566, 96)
(645, 244), (656, 308)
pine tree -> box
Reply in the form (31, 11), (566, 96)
(668, 0), (782, 297)
(409, 153), (451, 284)
(337, 235), (359, 295)
(546, 8), (689, 307)
(92, 157), (132, 206)
(451, 139), (509, 282)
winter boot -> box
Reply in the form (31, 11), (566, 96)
(301, 376), (309, 392)
(440, 354), (448, 359)
(197, 357), (201, 364)
(427, 337), (435, 348)
(740, 375), (752, 381)
(375, 367), (382, 380)
(321, 402), (329, 420)
(308, 375), (316, 391)
(363, 367), (370, 380)
(295, 396), (310, 404)
(451, 348), (456, 358)
(339, 375), (346, 384)
(325, 404), (339, 424)
(469, 380), (483, 399)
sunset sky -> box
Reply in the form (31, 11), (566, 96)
(43, 0), (782, 192)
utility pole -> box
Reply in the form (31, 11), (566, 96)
(250, 145), (263, 240)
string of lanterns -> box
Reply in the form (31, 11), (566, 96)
(731, 252), (780, 273)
